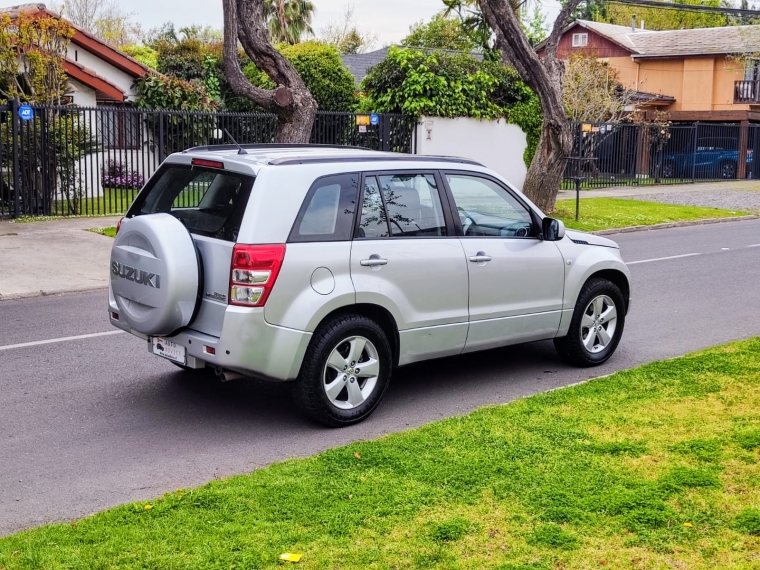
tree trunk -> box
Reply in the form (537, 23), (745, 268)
(222, 0), (317, 143)
(479, 0), (581, 212)
(523, 116), (572, 212)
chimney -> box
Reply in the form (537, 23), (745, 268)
(632, 14), (637, 32)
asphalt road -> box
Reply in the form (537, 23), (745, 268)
(2, 219), (760, 535)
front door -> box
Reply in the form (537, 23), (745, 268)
(443, 172), (566, 352)
(350, 172), (470, 365)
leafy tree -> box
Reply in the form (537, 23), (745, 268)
(563, 52), (634, 123)
(441, 0), (494, 51)
(402, 14), (478, 51)
(244, 42), (357, 111)
(0, 12), (74, 104)
(522, 3), (547, 46)
(361, 47), (527, 118)
(361, 47), (541, 163)
(155, 38), (208, 80)
(319, 6), (377, 54)
(56, 0), (141, 47)
(601, 0), (727, 30)
(134, 74), (218, 111)
(262, 0), (316, 44)
(222, 0), (317, 142)
(121, 45), (159, 69)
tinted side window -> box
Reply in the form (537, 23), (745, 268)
(378, 174), (447, 237)
(289, 173), (359, 242)
(446, 174), (534, 238)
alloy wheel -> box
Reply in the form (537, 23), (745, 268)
(323, 336), (380, 410)
(580, 295), (618, 354)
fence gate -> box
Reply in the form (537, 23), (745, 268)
(0, 103), (416, 219)
(563, 121), (752, 189)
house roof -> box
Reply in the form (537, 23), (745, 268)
(342, 48), (392, 87)
(541, 19), (760, 59)
(1, 3), (151, 77)
(341, 46), (484, 87)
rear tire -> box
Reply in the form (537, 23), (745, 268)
(719, 160), (737, 179)
(292, 315), (392, 427)
(554, 278), (626, 367)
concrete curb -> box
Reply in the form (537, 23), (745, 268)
(0, 286), (108, 303)
(592, 215), (759, 236)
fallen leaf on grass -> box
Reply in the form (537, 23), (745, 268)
(144, 504), (153, 510)
(279, 552), (302, 563)
(354, 452), (361, 459)
(683, 522), (693, 527)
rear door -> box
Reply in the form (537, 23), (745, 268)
(350, 171), (470, 364)
(442, 172), (566, 352)
(128, 161), (254, 337)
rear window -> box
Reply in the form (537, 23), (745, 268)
(129, 164), (254, 242)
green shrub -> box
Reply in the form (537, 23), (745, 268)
(120, 45), (158, 69)
(361, 47), (541, 165)
(244, 42), (356, 112)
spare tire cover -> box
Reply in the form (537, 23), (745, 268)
(110, 213), (200, 336)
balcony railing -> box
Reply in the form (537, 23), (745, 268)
(735, 80), (760, 103)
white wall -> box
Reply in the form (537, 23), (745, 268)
(68, 78), (97, 107)
(66, 45), (139, 101)
(415, 117), (528, 190)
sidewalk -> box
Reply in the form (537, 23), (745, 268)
(0, 216), (121, 300)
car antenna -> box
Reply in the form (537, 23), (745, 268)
(223, 128), (248, 155)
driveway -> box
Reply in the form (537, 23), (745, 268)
(1, 219), (760, 535)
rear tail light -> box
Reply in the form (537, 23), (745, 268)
(229, 244), (286, 307)
(116, 217), (124, 234)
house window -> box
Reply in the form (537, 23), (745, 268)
(99, 108), (142, 149)
(572, 33), (588, 48)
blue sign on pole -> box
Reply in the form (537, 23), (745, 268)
(370, 113), (379, 126)
(18, 104), (34, 121)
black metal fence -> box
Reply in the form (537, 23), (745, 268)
(563, 121), (759, 189)
(0, 102), (416, 218)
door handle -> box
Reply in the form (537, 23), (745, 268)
(360, 254), (388, 267)
(469, 251), (492, 263)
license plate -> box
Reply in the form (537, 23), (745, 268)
(151, 337), (186, 365)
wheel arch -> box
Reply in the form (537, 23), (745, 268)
(584, 269), (631, 314)
(313, 303), (401, 367)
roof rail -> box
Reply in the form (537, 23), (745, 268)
(268, 155), (485, 167)
(182, 143), (372, 153)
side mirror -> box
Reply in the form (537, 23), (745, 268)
(542, 217), (566, 241)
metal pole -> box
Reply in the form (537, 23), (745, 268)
(158, 111), (166, 164)
(11, 98), (21, 218)
(575, 178), (581, 221)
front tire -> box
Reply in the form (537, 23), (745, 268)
(554, 278), (626, 367)
(292, 315), (392, 427)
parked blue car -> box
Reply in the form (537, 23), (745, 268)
(660, 137), (753, 179)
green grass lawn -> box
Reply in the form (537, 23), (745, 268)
(554, 198), (748, 233)
(86, 226), (118, 238)
(49, 188), (139, 217)
(2, 340), (760, 569)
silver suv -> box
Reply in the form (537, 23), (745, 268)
(109, 145), (631, 426)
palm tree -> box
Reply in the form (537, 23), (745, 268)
(262, 0), (315, 44)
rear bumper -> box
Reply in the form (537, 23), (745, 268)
(109, 292), (311, 382)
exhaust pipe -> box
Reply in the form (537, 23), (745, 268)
(215, 367), (246, 382)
